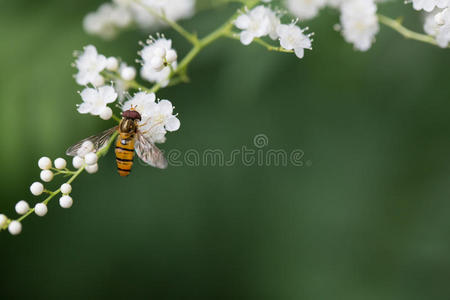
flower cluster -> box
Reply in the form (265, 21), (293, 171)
(84, 0), (195, 39)
(235, 5), (313, 59)
(6, 0), (450, 237)
(140, 36), (178, 87)
(122, 92), (180, 143)
(74, 45), (137, 89)
(0, 156), (83, 235)
(285, 0), (450, 50)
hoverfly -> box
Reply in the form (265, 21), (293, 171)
(66, 107), (168, 176)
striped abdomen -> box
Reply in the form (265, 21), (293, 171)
(115, 136), (135, 176)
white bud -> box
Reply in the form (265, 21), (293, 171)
(54, 158), (67, 169)
(120, 66), (136, 81)
(72, 156), (84, 169)
(85, 163), (99, 174)
(100, 106), (113, 120)
(8, 221), (22, 235)
(150, 56), (164, 71)
(92, 75), (105, 87)
(77, 141), (94, 157)
(60, 183), (72, 195)
(106, 57), (119, 71)
(0, 214), (7, 228)
(165, 49), (177, 64)
(59, 195), (73, 208)
(15, 200), (30, 215)
(40, 170), (54, 182)
(38, 157), (52, 170)
(84, 152), (98, 165)
(34, 203), (48, 217)
(30, 182), (44, 196)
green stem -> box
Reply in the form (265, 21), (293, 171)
(377, 14), (446, 48)
(225, 31), (294, 53)
(149, 0), (260, 94)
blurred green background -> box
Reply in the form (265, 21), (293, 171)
(1, 0), (450, 299)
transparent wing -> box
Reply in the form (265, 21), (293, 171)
(66, 126), (118, 156)
(135, 132), (168, 169)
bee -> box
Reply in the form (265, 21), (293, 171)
(66, 107), (168, 176)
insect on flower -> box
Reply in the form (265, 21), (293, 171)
(66, 106), (168, 176)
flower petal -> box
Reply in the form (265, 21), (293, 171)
(77, 102), (91, 114)
(158, 99), (173, 115)
(165, 116), (180, 132)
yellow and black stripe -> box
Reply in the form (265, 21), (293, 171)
(115, 137), (135, 176)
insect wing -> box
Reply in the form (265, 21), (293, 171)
(135, 132), (168, 169)
(66, 126), (118, 156)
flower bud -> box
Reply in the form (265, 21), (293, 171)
(15, 200), (30, 215)
(38, 157), (52, 170)
(30, 182), (44, 196)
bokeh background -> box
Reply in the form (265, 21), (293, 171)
(1, 0), (450, 299)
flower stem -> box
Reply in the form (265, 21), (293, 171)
(149, 0), (260, 94)
(377, 14), (446, 48)
(224, 31), (294, 53)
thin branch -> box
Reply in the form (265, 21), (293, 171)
(377, 14), (447, 48)
(225, 31), (294, 53)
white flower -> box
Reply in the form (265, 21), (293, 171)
(60, 183), (72, 195)
(59, 195), (73, 209)
(75, 45), (107, 86)
(277, 23), (313, 58)
(38, 157), (52, 170)
(83, 3), (132, 39)
(286, 0), (327, 20)
(410, 0), (449, 12)
(34, 203), (48, 217)
(78, 86), (117, 117)
(140, 37), (177, 85)
(0, 214), (7, 228)
(339, 0), (379, 51)
(235, 6), (280, 45)
(122, 92), (180, 143)
(8, 221), (22, 235)
(40, 170), (54, 182)
(140, 0), (195, 22)
(30, 182), (44, 196)
(54, 158), (67, 169)
(424, 8), (450, 47)
(15, 200), (30, 215)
